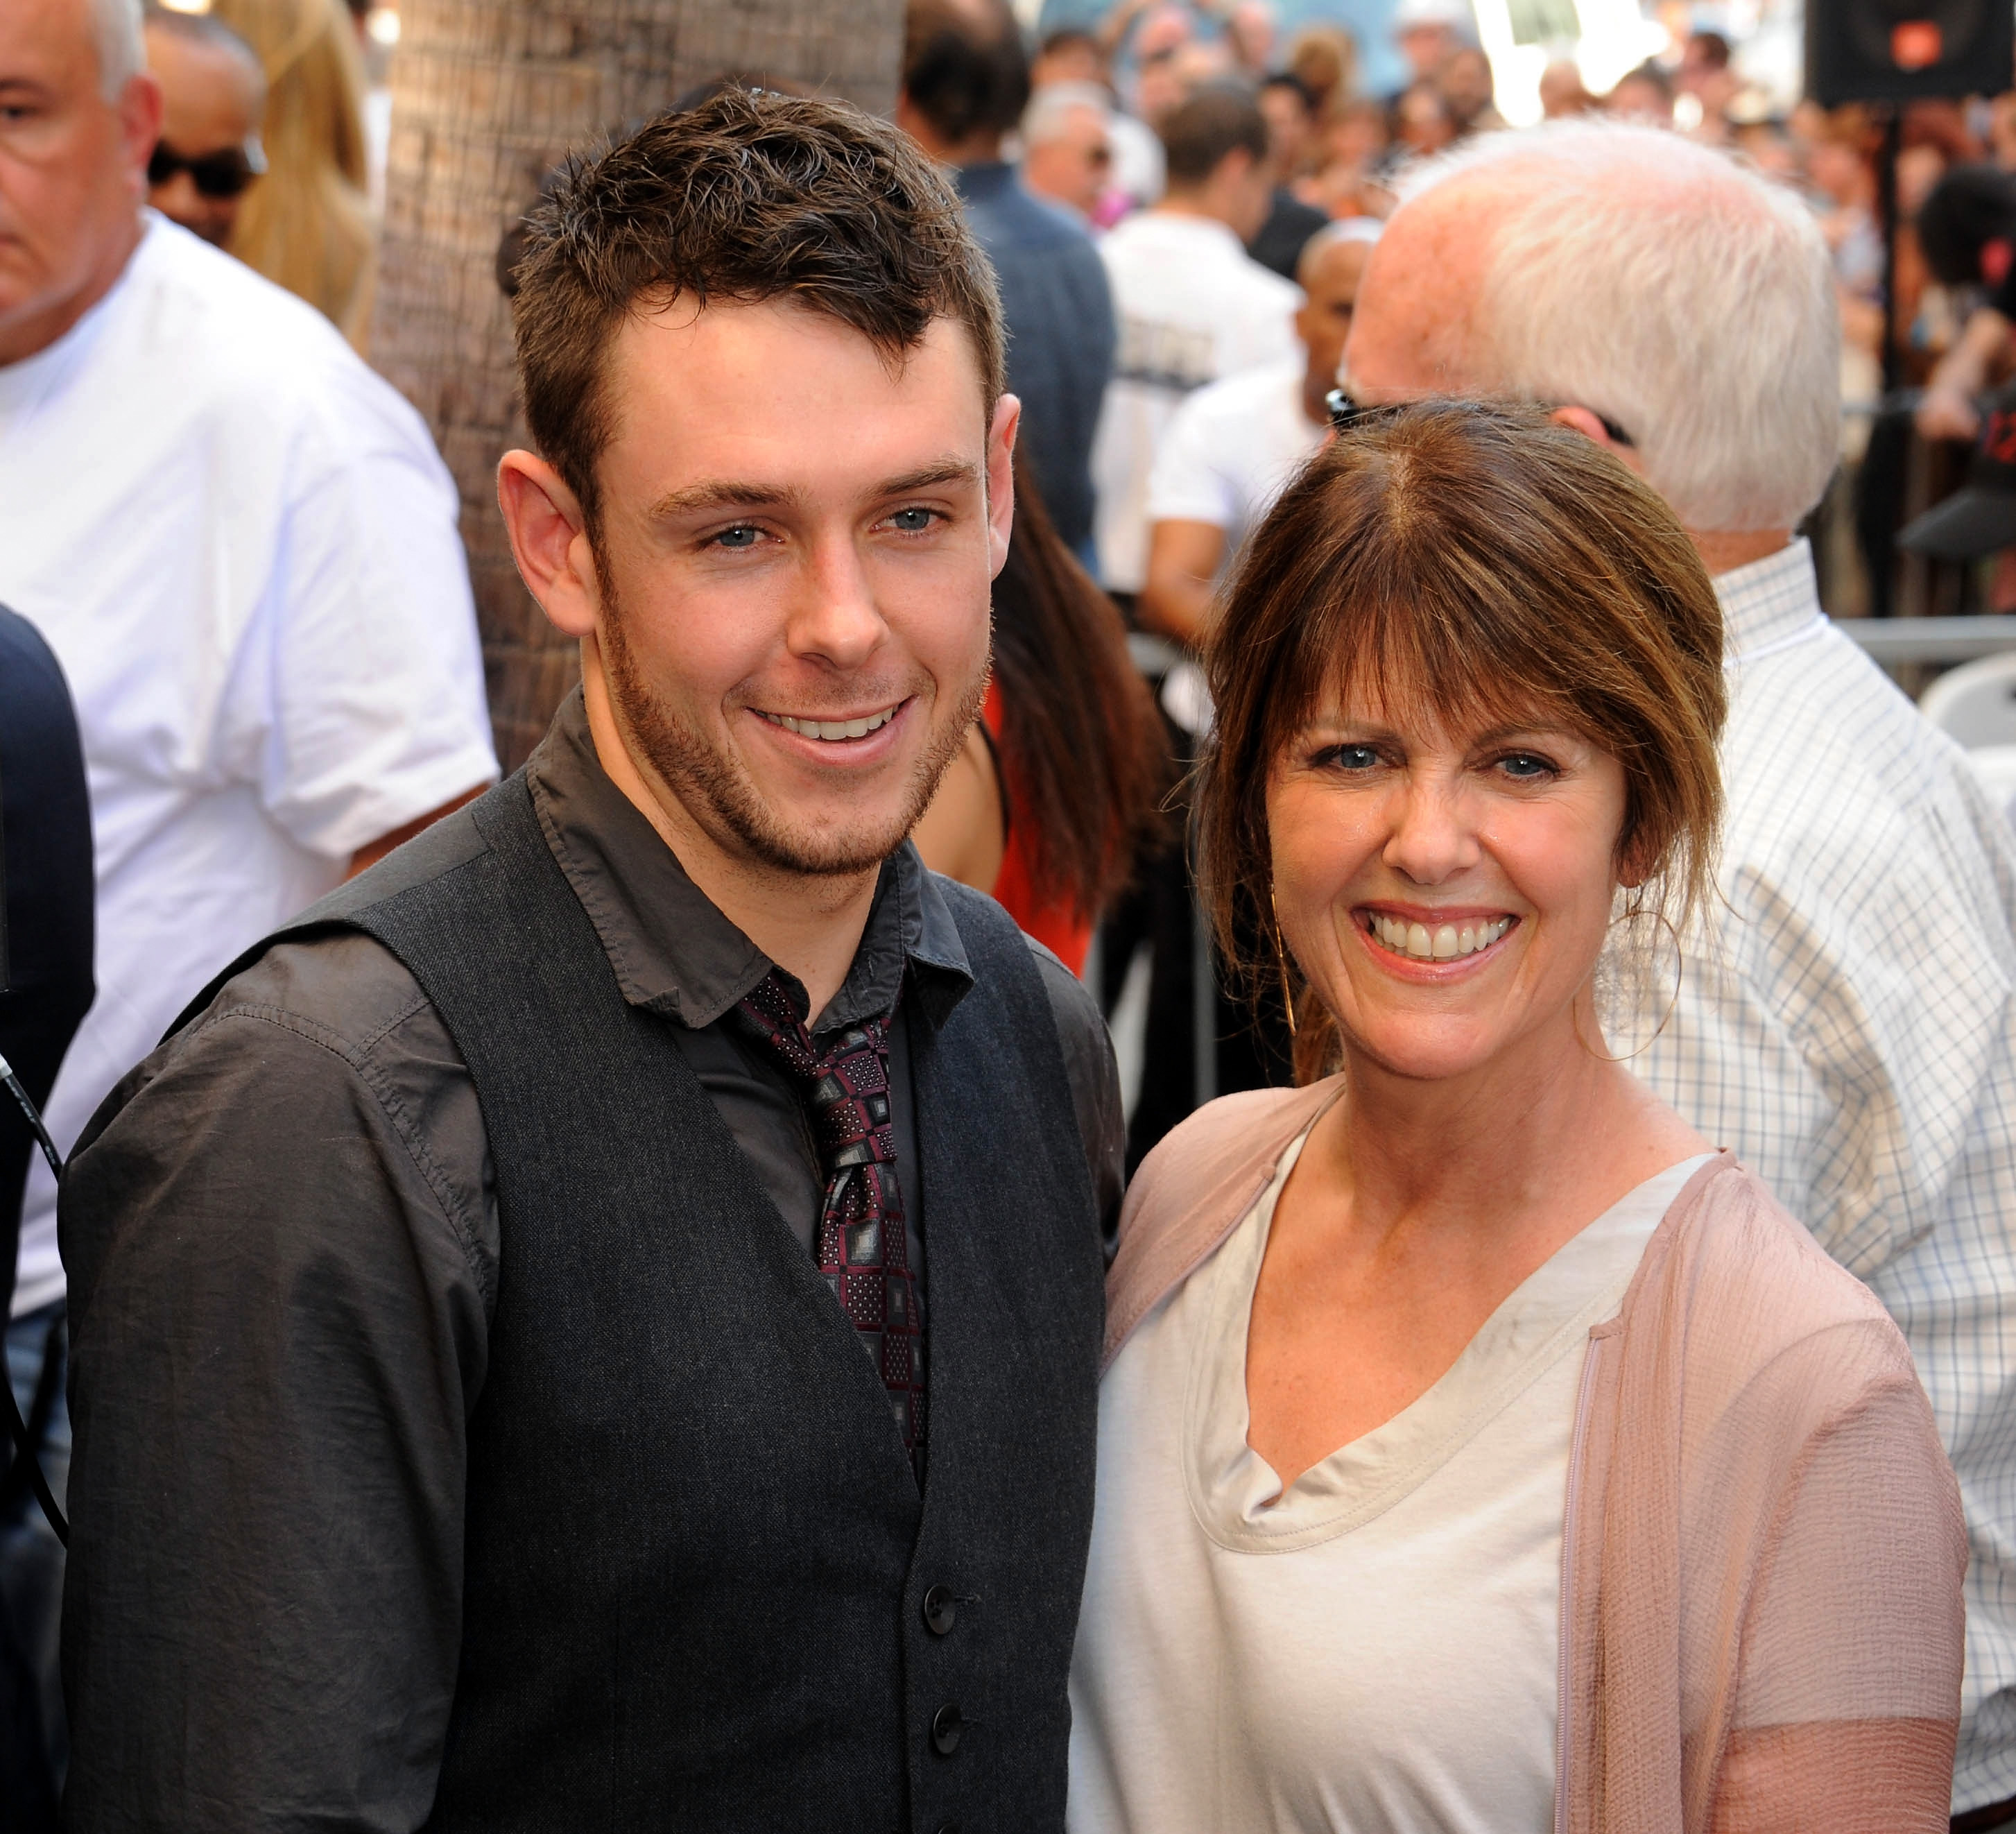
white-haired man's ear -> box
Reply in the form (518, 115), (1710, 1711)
(1548, 404), (1648, 481)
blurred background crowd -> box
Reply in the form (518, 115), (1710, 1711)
(138, 0), (2016, 624)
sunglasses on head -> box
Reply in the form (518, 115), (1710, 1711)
(147, 138), (266, 200)
(1326, 386), (1635, 448)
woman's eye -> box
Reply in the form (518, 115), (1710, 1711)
(1497, 752), (1555, 780)
(1324, 744), (1382, 772)
(712, 524), (763, 550)
(888, 507), (937, 533)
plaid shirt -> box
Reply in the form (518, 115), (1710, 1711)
(1608, 539), (2016, 1812)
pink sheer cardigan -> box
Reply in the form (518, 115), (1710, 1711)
(1103, 1078), (1968, 1834)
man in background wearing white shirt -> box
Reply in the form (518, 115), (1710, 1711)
(0, 0), (495, 1799)
(1089, 83), (1300, 600)
(1139, 219), (1376, 644)
(1348, 120), (2016, 1830)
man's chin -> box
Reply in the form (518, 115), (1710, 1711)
(723, 798), (925, 880)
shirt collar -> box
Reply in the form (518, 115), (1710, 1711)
(1126, 209), (1248, 258)
(1712, 536), (1827, 665)
(951, 160), (1016, 204)
(0, 212), (155, 419)
(525, 689), (972, 1036)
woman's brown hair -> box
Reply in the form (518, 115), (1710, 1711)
(993, 453), (1167, 921)
(1197, 402), (1727, 1079)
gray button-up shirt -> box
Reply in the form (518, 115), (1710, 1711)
(59, 692), (1123, 1831)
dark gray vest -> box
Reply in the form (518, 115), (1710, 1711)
(243, 775), (1103, 1833)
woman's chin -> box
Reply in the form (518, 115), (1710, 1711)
(1329, 1011), (1516, 1085)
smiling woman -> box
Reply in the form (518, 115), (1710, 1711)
(1199, 402), (1725, 1083)
(1068, 404), (1968, 1834)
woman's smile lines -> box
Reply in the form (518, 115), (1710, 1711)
(1365, 912), (1513, 961)
(756, 704), (899, 742)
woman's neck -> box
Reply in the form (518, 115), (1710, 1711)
(1311, 999), (1704, 1249)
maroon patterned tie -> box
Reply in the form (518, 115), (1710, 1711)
(736, 968), (924, 1466)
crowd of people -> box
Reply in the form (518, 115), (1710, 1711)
(6, 0), (2016, 1828)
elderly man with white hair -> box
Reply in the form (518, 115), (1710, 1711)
(0, 0), (494, 1799)
(1019, 79), (1116, 223)
(1345, 119), (2016, 1828)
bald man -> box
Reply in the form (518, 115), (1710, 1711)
(0, 4), (494, 1799)
(1141, 223), (1376, 642)
(1346, 121), (2016, 1828)
(143, 8), (264, 248)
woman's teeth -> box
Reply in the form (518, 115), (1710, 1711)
(759, 705), (898, 742)
(1370, 914), (1512, 961)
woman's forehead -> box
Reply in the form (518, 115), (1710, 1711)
(1302, 676), (1581, 742)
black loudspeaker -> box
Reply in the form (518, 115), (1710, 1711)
(1806, 0), (2013, 103)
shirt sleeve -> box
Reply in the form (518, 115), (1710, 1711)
(236, 361), (498, 863)
(1625, 705), (2016, 1283)
(1708, 1332), (1965, 1834)
(60, 947), (491, 1834)
(1146, 389), (1238, 531)
(1026, 936), (1127, 1256)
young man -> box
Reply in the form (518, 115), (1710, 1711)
(1140, 221), (1377, 644)
(1088, 83), (1300, 599)
(899, 0), (1114, 559)
(61, 92), (1122, 1831)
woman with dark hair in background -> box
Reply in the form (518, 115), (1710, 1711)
(916, 455), (1165, 974)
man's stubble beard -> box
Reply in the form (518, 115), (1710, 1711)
(598, 571), (990, 878)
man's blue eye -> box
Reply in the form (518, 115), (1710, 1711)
(714, 525), (761, 549)
(890, 508), (936, 532)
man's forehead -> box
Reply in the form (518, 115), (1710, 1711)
(601, 298), (993, 493)
(1, 0), (98, 81)
(1347, 180), (1497, 393)
(1304, 238), (1370, 300)
(617, 293), (981, 378)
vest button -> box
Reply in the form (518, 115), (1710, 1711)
(923, 1584), (958, 1635)
(931, 1702), (964, 1756)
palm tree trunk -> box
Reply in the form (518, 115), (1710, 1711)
(374, 1), (903, 769)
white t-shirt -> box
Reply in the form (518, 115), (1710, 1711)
(1090, 212), (1300, 592)
(1069, 1129), (1712, 1834)
(1146, 357), (1325, 558)
(0, 214), (497, 1315)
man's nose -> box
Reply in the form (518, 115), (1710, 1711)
(153, 173), (202, 228)
(784, 536), (888, 670)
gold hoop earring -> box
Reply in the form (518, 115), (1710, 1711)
(1268, 886), (1298, 1040)
(1586, 902), (1685, 1064)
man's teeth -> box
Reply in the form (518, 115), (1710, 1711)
(1370, 914), (1512, 961)
(760, 705), (899, 742)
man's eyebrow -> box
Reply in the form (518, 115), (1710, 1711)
(649, 458), (981, 521)
(876, 458), (980, 496)
(650, 479), (797, 518)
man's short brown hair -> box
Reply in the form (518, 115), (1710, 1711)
(510, 89), (1006, 539)
(1158, 85), (1268, 187)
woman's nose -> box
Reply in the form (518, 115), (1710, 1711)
(1381, 777), (1480, 884)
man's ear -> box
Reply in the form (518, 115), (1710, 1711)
(498, 450), (601, 640)
(1548, 404), (1648, 480)
(985, 393), (1021, 580)
(117, 73), (163, 198)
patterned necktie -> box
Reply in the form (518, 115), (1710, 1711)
(736, 968), (924, 1467)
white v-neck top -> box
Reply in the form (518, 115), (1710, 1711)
(1067, 1135), (1712, 1834)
